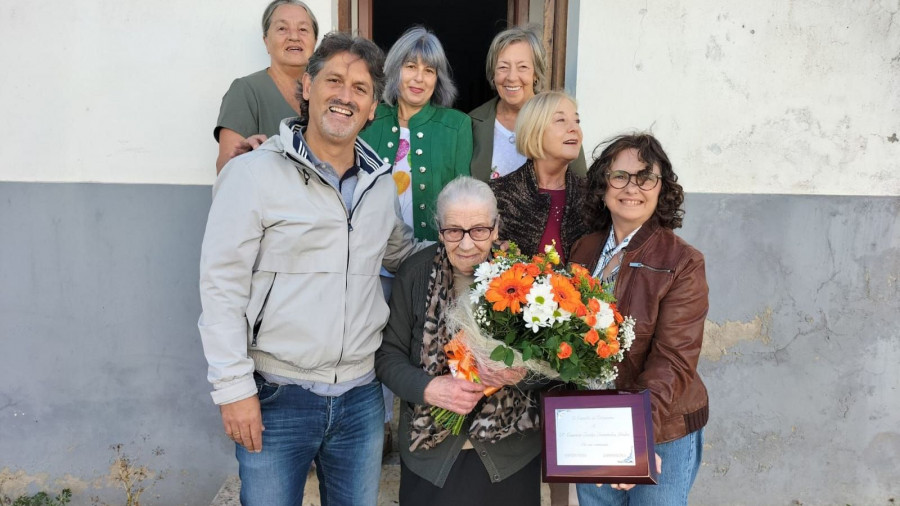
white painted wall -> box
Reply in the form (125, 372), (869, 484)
(3, 0), (898, 195)
(575, 0), (900, 195)
(0, 0), (333, 186)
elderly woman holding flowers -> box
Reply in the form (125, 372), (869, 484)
(569, 133), (709, 505)
(376, 176), (542, 506)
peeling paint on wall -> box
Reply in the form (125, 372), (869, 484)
(0, 468), (49, 499)
(701, 308), (773, 361)
(54, 474), (90, 495)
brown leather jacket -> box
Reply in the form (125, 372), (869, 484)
(569, 219), (709, 443)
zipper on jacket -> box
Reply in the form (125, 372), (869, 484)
(628, 262), (674, 273)
(251, 273), (277, 347)
(301, 165), (357, 370)
(346, 170), (392, 228)
(287, 149), (393, 371)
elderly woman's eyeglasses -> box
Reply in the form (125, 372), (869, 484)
(605, 170), (661, 190)
(439, 222), (496, 242)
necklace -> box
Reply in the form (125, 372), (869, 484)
(539, 180), (566, 190)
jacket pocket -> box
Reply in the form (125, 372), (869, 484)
(254, 373), (284, 404)
(246, 272), (277, 348)
(628, 262), (674, 274)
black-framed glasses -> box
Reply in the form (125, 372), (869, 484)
(439, 221), (496, 242)
(605, 169), (661, 190)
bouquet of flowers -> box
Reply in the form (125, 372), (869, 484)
(431, 243), (636, 434)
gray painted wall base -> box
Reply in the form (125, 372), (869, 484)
(1, 182), (898, 504)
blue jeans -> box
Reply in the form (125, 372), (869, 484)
(576, 429), (704, 506)
(237, 375), (384, 506)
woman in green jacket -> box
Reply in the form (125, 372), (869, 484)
(360, 27), (472, 241)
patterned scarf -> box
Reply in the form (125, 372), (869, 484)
(408, 245), (541, 451)
(591, 226), (641, 283)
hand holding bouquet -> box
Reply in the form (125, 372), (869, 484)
(432, 243), (636, 434)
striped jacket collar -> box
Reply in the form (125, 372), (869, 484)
(277, 117), (388, 175)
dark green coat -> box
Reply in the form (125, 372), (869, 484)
(468, 97), (588, 182)
(360, 102), (472, 241)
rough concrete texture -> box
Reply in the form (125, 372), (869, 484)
(681, 194), (900, 504)
(576, 0), (900, 196)
(1, 183), (898, 504)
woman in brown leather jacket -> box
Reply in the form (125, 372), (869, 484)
(569, 133), (709, 506)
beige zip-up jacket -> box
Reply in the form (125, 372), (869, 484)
(199, 119), (420, 405)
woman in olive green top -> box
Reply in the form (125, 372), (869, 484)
(469, 26), (586, 182)
(214, 0), (318, 173)
(360, 27), (472, 241)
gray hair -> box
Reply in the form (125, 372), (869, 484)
(382, 27), (457, 107)
(262, 0), (319, 39)
(485, 26), (547, 93)
(434, 176), (498, 229)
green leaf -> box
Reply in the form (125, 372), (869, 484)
(545, 336), (559, 353)
(490, 345), (508, 362)
(505, 330), (517, 344)
(559, 360), (579, 382)
(504, 348), (515, 366)
(522, 345), (533, 362)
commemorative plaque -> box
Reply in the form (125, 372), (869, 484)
(541, 389), (657, 484)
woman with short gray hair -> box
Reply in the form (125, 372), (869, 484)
(214, 0), (318, 173)
(377, 176), (543, 505)
(360, 27), (472, 242)
(469, 26), (586, 182)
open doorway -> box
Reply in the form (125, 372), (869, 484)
(369, 0), (509, 113)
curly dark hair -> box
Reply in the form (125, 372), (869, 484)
(583, 133), (685, 232)
(296, 32), (385, 129)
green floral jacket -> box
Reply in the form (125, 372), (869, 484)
(360, 102), (473, 241)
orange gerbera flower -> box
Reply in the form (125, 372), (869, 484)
(597, 342), (612, 359)
(550, 274), (586, 316)
(584, 328), (600, 346)
(485, 266), (534, 313)
(557, 342), (573, 359)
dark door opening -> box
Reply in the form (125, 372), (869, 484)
(371, 0), (509, 113)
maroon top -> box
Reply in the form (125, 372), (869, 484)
(538, 188), (566, 264)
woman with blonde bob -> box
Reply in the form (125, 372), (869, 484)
(489, 91), (589, 264)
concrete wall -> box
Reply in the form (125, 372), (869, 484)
(0, 0), (332, 503)
(574, 1), (900, 503)
(1, 0), (899, 504)
(0, 0), (333, 186)
(574, 0), (900, 196)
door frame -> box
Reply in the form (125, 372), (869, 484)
(338, 0), (570, 90)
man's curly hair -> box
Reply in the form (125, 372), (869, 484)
(583, 133), (685, 232)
